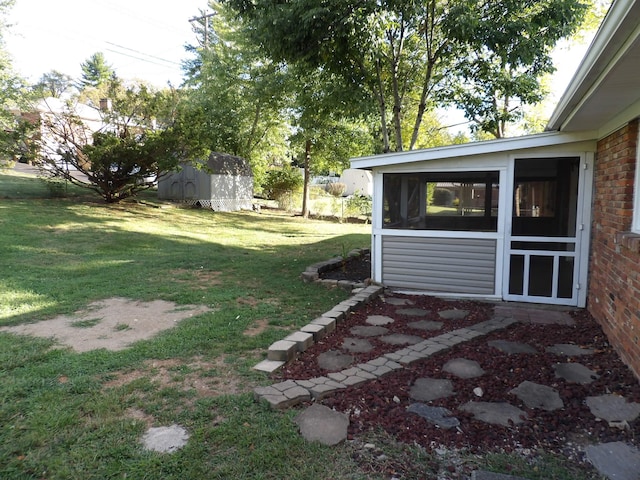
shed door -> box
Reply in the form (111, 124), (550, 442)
(503, 156), (589, 306)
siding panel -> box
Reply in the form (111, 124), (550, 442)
(382, 236), (496, 294)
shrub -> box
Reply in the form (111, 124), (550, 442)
(433, 187), (453, 206)
(325, 182), (346, 197)
(262, 166), (303, 210)
(345, 194), (372, 220)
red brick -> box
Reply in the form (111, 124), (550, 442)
(589, 119), (640, 380)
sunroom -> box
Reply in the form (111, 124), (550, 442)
(351, 131), (596, 307)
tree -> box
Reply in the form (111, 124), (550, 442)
(288, 66), (375, 217)
(79, 52), (115, 89)
(0, 0), (37, 168)
(36, 79), (203, 202)
(33, 70), (75, 98)
(181, 2), (291, 190)
(445, 0), (588, 138)
(224, 0), (587, 149)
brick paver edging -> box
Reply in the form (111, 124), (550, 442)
(253, 284), (385, 374)
(300, 248), (371, 291)
(254, 306), (519, 409)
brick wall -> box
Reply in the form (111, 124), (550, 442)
(588, 119), (640, 379)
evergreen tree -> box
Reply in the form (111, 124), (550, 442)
(79, 52), (114, 89)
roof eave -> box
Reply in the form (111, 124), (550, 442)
(351, 131), (596, 170)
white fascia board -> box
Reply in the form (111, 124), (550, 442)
(546, 0), (640, 131)
(597, 97), (640, 139)
(350, 131), (597, 170)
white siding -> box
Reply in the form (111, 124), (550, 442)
(382, 236), (496, 294)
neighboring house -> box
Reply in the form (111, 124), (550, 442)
(351, 0), (640, 378)
(13, 97), (104, 168)
(158, 152), (254, 212)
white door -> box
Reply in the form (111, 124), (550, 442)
(503, 156), (592, 306)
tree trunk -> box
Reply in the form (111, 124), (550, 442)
(409, 60), (435, 150)
(374, 59), (391, 153)
(388, 28), (405, 152)
(301, 139), (311, 219)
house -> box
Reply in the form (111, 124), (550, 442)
(351, 0), (640, 378)
(158, 152), (254, 211)
(14, 97), (103, 167)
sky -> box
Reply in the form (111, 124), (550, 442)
(5, 0), (210, 87)
(4, 0), (594, 129)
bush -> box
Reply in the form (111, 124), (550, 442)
(433, 188), (453, 206)
(345, 194), (372, 220)
(325, 182), (346, 197)
(262, 166), (303, 210)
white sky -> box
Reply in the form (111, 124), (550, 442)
(5, 0), (594, 128)
(5, 0), (210, 87)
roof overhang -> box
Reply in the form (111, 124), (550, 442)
(546, 0), (640, 135)
(351, 130), (596, 170)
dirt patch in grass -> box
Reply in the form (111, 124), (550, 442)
(0, 297), (211, 352)
(104, 356), (248, 397)
(243, 318), (270, 336)
(169, 269), (224, 289)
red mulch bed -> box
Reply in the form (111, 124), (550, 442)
(274, 294), (640, 455)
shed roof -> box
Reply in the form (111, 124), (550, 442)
(205, 152), (252, 177)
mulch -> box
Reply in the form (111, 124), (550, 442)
(274, 292), (640, 455)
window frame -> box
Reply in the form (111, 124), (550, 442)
(633, 127), (640, 234)
(382, 170), (500, 232)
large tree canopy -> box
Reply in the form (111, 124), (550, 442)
(181, 3), (292, 188)
(224, 0), (588, 147)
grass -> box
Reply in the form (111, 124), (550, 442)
(0, 168), (598, 479)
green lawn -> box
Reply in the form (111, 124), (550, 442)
(0, 169), (377, 479)
(0, 169), (595, 479)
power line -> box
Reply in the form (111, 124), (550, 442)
(105, 41), (181, 66)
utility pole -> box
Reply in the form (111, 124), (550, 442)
(189, 11), (217, 49)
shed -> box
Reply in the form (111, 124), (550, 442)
(351, 0), (640, 379)
(158, 152), (253, 211)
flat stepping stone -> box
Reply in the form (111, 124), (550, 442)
(460, 401), (527, 427)
(509, 381), (564, 411)
(350, 325), (389, 337)
(438, 309), (469, 320)
(443, 358), (485, 379)
(488, 340), (537, 354)
(379, 333), (424, 345)
(396, 308), (429, 317)
(553, 362), (599, 384)
(407, 403), (460, 429)
(586, 394), (640, 422)
(341, 337), (374, 353)
(585, 442), (640, 480)
(408, 320), (443, 331)
(141, 424), (189, 453)
(366, 315), (395, 326)
(527, 309), (574, 326)
(383, 297), (413, 306)
(317, 350), (354, 371)
(409, 377), (455, 402)
(294, 404), (349, 446)
(545, 343), (595, 356)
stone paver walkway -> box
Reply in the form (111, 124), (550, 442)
(253, 288), (640, 479)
